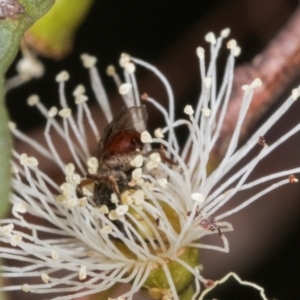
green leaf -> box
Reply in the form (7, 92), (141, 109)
(0, 0), (55, 73)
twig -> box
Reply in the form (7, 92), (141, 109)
(218, 5), (300, 155)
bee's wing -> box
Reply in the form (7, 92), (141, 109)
(128, 105), (148, 133)
(98, 105), (148, 153)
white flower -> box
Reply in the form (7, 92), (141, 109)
(2, 30), (300, 300)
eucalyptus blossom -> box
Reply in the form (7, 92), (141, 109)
(1, 29), (300, 300)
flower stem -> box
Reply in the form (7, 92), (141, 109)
(24, 0), (95, 59)
(0, 76), (12, 216)
(178, 283), (195, 300)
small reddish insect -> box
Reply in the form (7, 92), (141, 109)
(78, 105), (148, 208)
(200, 216), (222, 236)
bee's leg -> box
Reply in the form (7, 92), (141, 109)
(76, 178), (95, 197)
(86, 174), (121, 199)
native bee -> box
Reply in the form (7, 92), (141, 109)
(77, 105), (177, 243)
(77, 105), (147, 208)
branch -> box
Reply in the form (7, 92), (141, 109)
(217, 5), (300, 154)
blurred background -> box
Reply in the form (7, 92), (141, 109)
(5, 0), (300, 299)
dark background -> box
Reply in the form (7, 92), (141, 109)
(6, 0), (300, 299)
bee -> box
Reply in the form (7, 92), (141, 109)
(77, 105), (148, 209)
(77, 105), (178, 243)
